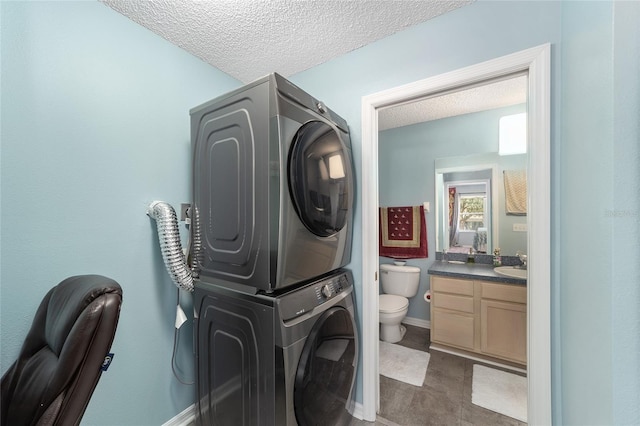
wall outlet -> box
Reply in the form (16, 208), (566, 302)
(513, 223), (528, 232)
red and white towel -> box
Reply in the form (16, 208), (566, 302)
(379, 205), (428, 259)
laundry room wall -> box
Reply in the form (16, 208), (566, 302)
(2, 1), (637, 425)
(0, 2), (240, 425)
(292, 1), (639, 425)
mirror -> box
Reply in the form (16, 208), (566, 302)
(435, 156), (495, 254)
(435, 152), (527, 255)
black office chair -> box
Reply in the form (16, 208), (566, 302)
(1, 275), (123, 426)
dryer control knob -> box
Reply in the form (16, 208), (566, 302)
(321, 284), (333, 299)
(316, 102), (326, 113)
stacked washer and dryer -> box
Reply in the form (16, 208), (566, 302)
(189, 73), (358, 426)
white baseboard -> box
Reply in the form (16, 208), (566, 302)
(351, 401), (364, 420)
(402, 316), (430, 329)
(164, 401), (365, 425)
(162, 403), (196, 426)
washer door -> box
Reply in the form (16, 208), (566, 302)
(288, 121), (353, 237)
(294, 306), (357, 425)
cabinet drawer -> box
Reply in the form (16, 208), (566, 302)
(432, 309), (475, 350)
(433, 292), (474, 313)
(481, 281), (526, 304)
(431, 276), (474, 296)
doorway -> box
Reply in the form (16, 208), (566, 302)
(360, 44), (551, 423)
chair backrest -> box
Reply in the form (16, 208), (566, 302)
(1, 275), (123, 426)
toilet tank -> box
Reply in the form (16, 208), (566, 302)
(380, 264), (421, 297)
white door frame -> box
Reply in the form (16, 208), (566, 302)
(360, 44), (551, 424)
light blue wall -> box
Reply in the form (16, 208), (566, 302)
(0, 2), (240, 425)
(560, 2), (639, 425)
(2, 1), (638, 425)
(611, 2), (640, 424)
(378, 105), (526, 322)
(292, 1), (639, 424)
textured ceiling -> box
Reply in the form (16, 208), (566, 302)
(100, 1), (522, 127)
(378, 75), (528, 130)
(100, 0), (472, 83)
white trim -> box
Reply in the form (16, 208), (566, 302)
(402, 316), (430, 329)
(361, 44), (551, 424)
(161, 403), (196, 426)
(361, 88), (380, 420)
(525, 43), (552, 426)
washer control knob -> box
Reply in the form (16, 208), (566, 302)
(317, 102), (326, 113)
(321, 284), (333, 299)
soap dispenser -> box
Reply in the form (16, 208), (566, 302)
(467, 248), (475, 263)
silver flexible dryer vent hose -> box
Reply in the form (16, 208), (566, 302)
(147, 201), (194, 292)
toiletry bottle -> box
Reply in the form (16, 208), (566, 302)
(467, 248), (475, 263)
(493, 248), (502, 266)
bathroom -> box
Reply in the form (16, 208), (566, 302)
(375, 75), (530, 424)
(378, 86), (528, 327)
(2, 1), (639, 425)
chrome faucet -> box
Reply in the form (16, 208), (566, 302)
(516, 251), (528, 269)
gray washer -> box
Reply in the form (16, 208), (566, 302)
(194, 269), (358, 426)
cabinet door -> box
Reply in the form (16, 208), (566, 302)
(432, 309), (475, 350)
(480, 300), (526, 363)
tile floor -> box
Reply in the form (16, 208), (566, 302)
(350, 324), (527, 426)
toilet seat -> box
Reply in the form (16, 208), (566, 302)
(379, 294), (408, 314)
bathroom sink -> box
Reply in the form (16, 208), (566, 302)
(494, 266), (527, 279)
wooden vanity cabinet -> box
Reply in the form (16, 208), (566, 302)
(430, 275), (527, 365)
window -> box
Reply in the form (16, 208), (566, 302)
(458, 194), (485, 231)
(443, 177), (491, 253)
(499, 113), (527, 155)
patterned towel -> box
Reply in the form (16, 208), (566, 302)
(504, 170), (527, 215)
(379, 206), (428, 259)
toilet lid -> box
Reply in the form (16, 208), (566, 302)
(379, 294), (409, 314)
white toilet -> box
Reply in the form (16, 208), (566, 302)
(379, 263), (421, 343)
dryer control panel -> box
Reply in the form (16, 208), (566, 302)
(277, 270), (353, 321)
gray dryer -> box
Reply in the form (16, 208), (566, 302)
(190, 73), (354, 293)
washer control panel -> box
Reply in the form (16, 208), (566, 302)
(314, 274), (349, 304)
(278, 270), (353, 321)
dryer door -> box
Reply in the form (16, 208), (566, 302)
(294, 306), (357, 426)
(288, 121), (353, 237)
